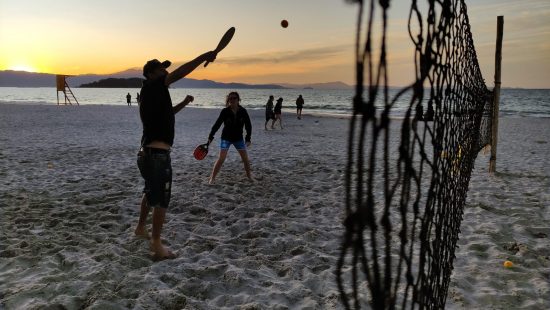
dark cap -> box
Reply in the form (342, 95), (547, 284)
(143, 59), (171, 78)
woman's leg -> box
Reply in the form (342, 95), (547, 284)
(237, 149), (252, 180)
(209, 149), (228, 184)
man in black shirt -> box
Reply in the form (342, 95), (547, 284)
(136, 51), (216, 261)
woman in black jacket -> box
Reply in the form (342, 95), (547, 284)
(208, 91), (252, 184)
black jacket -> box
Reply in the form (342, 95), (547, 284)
(209, 106), (252, 142)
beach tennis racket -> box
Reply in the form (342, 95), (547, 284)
(193, 141), (210, 160)
(204, 27), (236, 67)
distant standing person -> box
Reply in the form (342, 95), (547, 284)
(272, 97), (283, 129)
(135, 50), (217, 261)
(265, 95), (275, 130)
(136, 92), (140, 105)
(296, 94), (304, 119)
(208, 91), (252, 184)
(126, 92), (132, 106)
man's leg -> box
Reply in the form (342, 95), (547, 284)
(135, 194), (150, 238)
(150, 206), (175, 260)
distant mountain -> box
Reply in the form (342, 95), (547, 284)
(80, 78), (144, 88)
(0, 70), (58, 87)
(0, 69), (353, 90)
(0, 70), (284, 89)
(278, 81), (354, 90)
(0, 70), (106, 87)
(171, 79), (285, 89)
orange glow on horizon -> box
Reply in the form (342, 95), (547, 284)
(7, 64), (39, 73)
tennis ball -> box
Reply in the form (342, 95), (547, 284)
(503, 260), (513, 268)
(281, 20), (289, 28)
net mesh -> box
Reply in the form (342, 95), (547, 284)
(337, 0), (493, 308)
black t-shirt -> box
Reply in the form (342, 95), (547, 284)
(209, 106), (252, 142)
(139, 77), (175, 146)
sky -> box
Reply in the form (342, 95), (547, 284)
(1, 0), (549, 88)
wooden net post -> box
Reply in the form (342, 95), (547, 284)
(489, 16), (503, 173)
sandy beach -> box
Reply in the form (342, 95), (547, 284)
(0, 103), (548, 309)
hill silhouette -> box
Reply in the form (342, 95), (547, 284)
(80, 78), (144, 88)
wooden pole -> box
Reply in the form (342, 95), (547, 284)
(489, 16), (503, 173)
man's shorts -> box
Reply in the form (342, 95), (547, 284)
(220, 139), (246, 151)
(137, 148), (172, 208)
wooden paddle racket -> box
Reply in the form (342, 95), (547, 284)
(193, 141), (210, 160)
(204, 27), (235, 67)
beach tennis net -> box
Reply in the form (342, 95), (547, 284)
(338, 0), (494, 308)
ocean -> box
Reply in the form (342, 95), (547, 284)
(0, 87), (549, 118)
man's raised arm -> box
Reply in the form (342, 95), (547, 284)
(164, 51), (217, 86)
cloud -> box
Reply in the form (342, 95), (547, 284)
(213, 44), (352, 66)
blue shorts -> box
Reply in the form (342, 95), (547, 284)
(220, 139), (246, 150)
(137, 148), (172, 208)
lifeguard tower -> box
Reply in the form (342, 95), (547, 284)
(56, 75), (79, 105)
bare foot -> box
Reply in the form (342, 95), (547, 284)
(150, 241), (176, 261)
(208, 177), (215, 185)
(134, 226), (150, 239)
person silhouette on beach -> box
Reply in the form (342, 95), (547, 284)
(136, 92), (140, 105)
(135, 50), (217, 261)
(296, 94), (304, 119)
(126, 92), (132, 106)
(207, 91), (252, 184)
(265, 95), (275, 130)
(271, 97), (283, 129)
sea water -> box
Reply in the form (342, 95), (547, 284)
(0, 87), (549, 118)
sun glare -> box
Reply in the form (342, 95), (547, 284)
(9, 64), (38, 73)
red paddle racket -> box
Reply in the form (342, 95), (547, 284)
(193, 141), (210, 160)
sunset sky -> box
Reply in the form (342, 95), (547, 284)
(1, 0), (549, 88)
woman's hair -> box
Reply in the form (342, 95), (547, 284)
(225, 91), (241, 107)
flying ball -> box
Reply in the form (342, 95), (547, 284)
(281, 20), (289, 28)
(503, 260), (513, 268)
